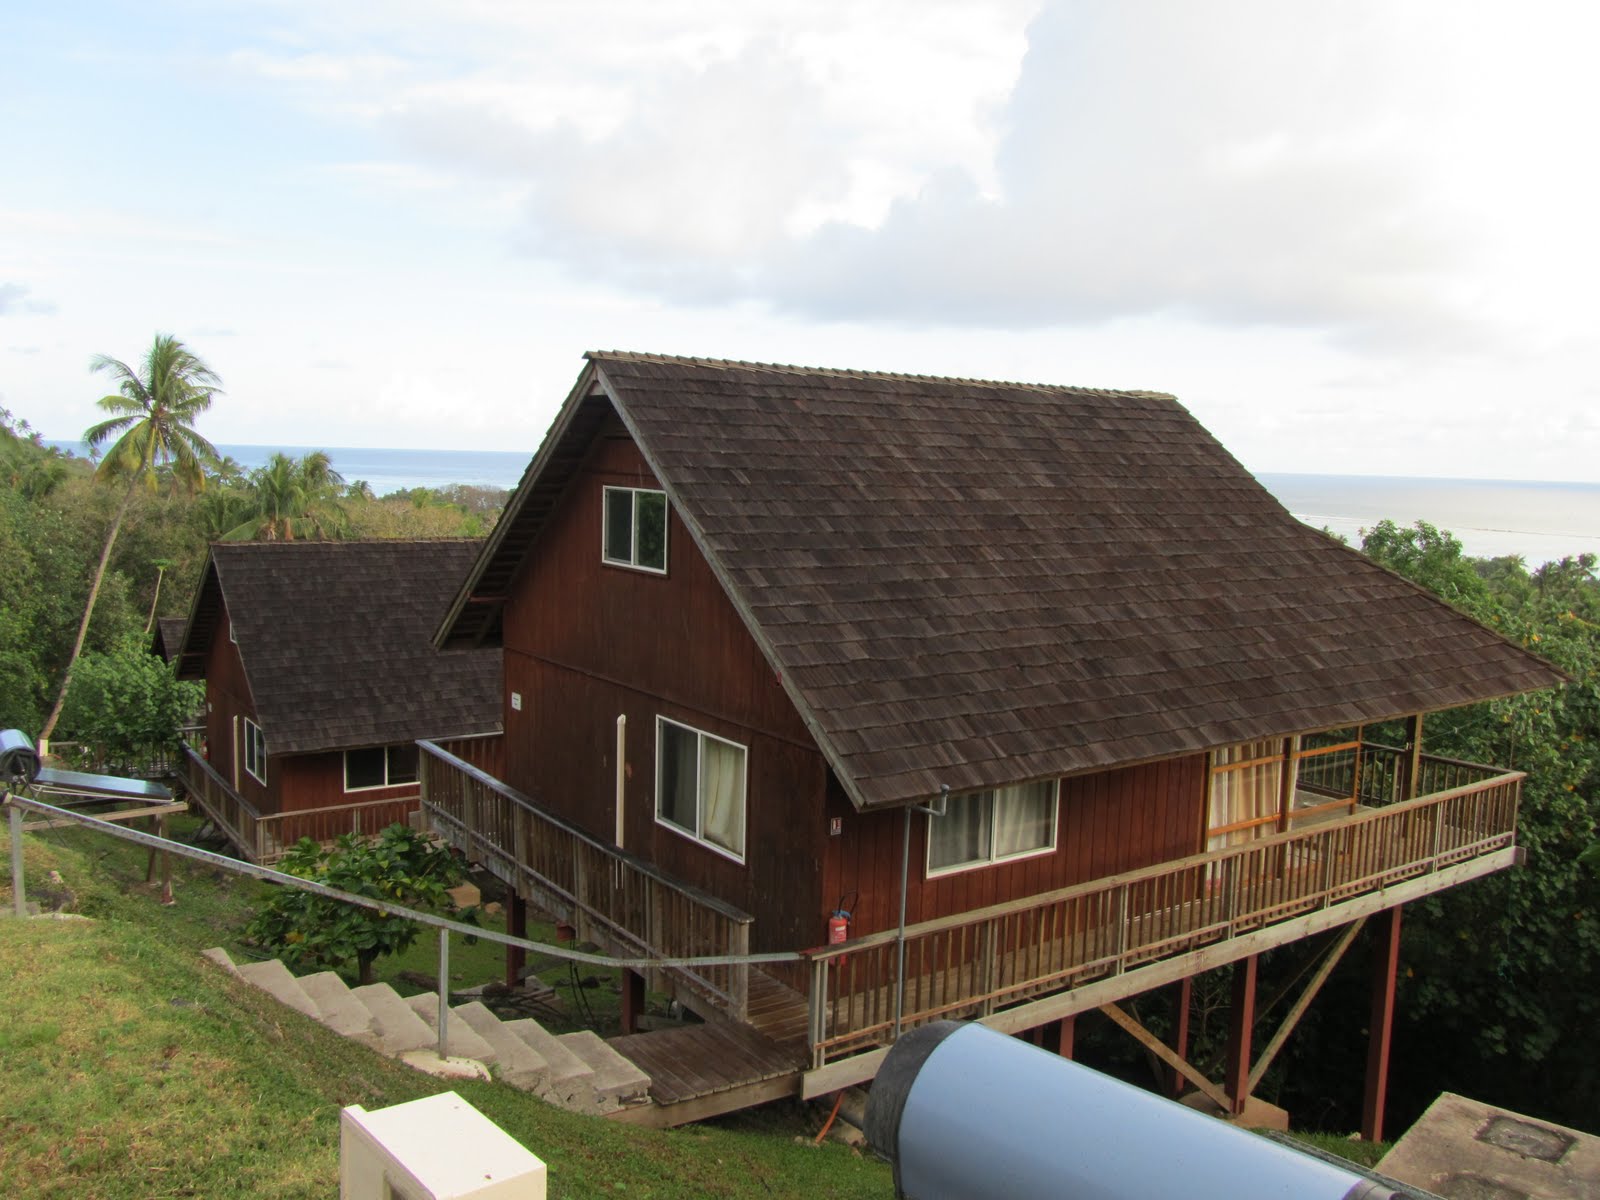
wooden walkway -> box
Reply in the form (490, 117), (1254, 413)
(606, 971), (808, 1127)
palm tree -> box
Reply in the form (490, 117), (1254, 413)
(225, 451), (347, 541)
(38, 335), (221, 740)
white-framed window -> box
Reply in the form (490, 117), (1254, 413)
(243, 717), (267, 785)
(344, 744), (421, 792)
(927, 780), (1059, 876)
(655, 716), (746, 862)
(603, 486), (668, 573)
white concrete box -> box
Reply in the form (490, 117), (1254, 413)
(341, 1091), (546, 1200)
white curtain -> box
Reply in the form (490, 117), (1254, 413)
(993, 782), (1056, 858)
(930, 791), (991, 871)
(700, 736), (746, 856)
(1207, 739), (1283, 850)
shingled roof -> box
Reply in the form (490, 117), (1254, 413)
(439, 352), (1563, 811)
(180, 540), (501, 756)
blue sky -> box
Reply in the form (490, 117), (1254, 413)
(4, 1), (1598, 482)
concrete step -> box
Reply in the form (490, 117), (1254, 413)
(236, 958), (320, 1020)
(201, 946), (241, 975)
(454, 1001), (550, 1092)
(350, 983), (436, 1055)
(404, 993), (498, 1064)
(504, 1018), (595, 1109)
(559, 1030), (652, 1110)
(299, 971), (378, 1044)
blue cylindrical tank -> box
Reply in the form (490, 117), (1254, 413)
(865, 1021), (1397, 1200)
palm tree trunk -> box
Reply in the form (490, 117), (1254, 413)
(144, 564), (167, 634)
(38, 477), (140, 741)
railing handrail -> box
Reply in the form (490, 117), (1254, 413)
(179, 741), (263, 822)
(417, 739), (753, 926)
(806, 766), (1524, 960)
(255, 793), (418, 825)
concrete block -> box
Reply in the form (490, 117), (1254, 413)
(455, 1001), (550, 1092)
(237, 958), (321, 1020)
(300, 971), (377, 1043)
(559, 1031), (651, 1109)
(404, 992), (497, 1063)
(351, 983), (437, 1055)
(503, 1019), (594, 1109)
(201, 946), (241, 975)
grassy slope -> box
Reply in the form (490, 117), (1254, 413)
(0, 823), (890, 1200)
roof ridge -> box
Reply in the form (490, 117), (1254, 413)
(585, 349), (1172, 401)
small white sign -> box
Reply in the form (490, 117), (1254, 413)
(510, 692), (522, 711)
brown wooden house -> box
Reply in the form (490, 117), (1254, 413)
(424, 352), (1562, 1129)
(174, 540), (502, 863)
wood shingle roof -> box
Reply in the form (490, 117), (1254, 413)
(181, 540), (501, 756)
(440, 352), (1563, 811)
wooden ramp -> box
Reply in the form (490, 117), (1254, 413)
(606, 971), (808, 1128)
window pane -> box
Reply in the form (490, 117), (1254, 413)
(658, 722), (699, 833)
(604, 488), (633, 563)
(387, 744), (419, 785)
(700, 736), (746, 856)
(634, 491), (666, 570)
(346, 747), (386, 790)
(993, 781), (1055, 857)
(929, 792), (992, 870)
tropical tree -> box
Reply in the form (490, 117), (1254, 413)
(225, 450), (347, 540)
(38, 335), (221, 740)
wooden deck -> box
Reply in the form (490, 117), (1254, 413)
(606, 971), (808, 1126)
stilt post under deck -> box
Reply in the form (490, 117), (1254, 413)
(505, 889), (527, 988)
(1225, 955), (1258, 1115)
(1363, 905), (1403, 1142)
(1048, 1015), (1075, 1059)
(621, 968), (646, 1036)
(1171, 975), (1193, 1097)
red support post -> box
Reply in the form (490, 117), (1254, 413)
(1171, 975), (1193, 1098)
(620, 968), (646, 1036)
(505, 889), (527, 988)
(1363, 905), (1403, 1142)
(1225, 956), (1258, 1115)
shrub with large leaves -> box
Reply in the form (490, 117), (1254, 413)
(246, 825), (475, 984)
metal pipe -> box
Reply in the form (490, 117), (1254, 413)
(8, 799), (24, 918)
(438, 928), (450, 1059)
(895, 785), (950, 1039)
(0, 794), (800, 971)
(615, 714), (626, 849)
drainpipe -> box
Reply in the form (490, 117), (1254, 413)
(895, 784), (949, 1040)
(615, 715), (626, 849)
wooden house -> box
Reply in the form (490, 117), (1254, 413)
(174, 540), (502, 863)
(424, 352), (1562, 1129)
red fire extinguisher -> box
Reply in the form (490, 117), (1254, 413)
(828, 892), (857, 945)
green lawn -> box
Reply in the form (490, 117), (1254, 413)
(1, 817), (890, 1199)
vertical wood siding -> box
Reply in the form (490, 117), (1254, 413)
(202, 605), (275, 812)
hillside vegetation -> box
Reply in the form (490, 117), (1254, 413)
(0, 825), (890, 1200)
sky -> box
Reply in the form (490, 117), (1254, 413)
(3, 0), (1598, 481)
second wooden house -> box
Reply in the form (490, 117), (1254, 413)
(174, 539), (502, 862)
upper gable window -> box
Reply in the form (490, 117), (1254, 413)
(603, 486), (668, 574)
(927, 780), (1058, 876)
(344, 744), (421, 792)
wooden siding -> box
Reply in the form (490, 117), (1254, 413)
(201, 605), (273, 812)
(498, 420), (826, 954)
(821, 755), (1207, 942)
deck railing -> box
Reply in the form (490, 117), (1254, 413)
(418, 740), (754, 1022)
(176, 742), (418, 864)
(179, 742), (267, 862)
(802, 765), (1523, 1066)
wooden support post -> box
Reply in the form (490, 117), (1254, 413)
(620, 968), (646, 1036)
(1171, 976), (1193, 1097)
(1362, 905), (1403, 1142)
(505, 889), (527, 988)
(1400, 714), (1423, 802)
(1225, 955), (1258, 1115)
(1030, 1017), (1073, 1058)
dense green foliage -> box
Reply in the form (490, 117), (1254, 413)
(0, 385), (504, 743)
(57, 633), (204, 762)
(1358, 521), (1600, 1131)
(246, 825), (477, 984)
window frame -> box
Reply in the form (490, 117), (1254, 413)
(654, 716), (748, 864)
(343, 744), (421, 793)
(242, 717), (267, 785)
(925, 779), (1060, 878)
(601, 485), (669, 575)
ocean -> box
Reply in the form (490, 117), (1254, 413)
(45, 441), (1600, 566)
